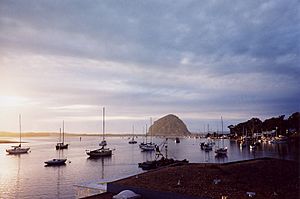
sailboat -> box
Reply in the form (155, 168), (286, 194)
(129, 125), (137, 144)
(140, 118), (156, 152)
(200, 124), (213, 151)
(6, 114), (30, 154)
(56, 121), (69, 150)
(139, 125), (147, 148)
(86, 107), (112, 157)
(215, 116), (227, 156)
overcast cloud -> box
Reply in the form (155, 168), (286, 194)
(0, 0), (299, 133)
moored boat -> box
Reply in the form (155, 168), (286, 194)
(56, 121), (69, 150)
(87, 107), (112, 158)
(129, 139), (137, 144)
(200, 142), (213, 151)
(6, 145), (30, 154)
(6, 115), (30, 155)
(86, 147), (112, 157)
(140, 142), (156, 151)
(44, 158), (67, 166)
(128, 125), (137, 144)
(215, 117), (227, 156)
(140, 118), (157, 152)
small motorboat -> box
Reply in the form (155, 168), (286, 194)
(44, 158), (67, 166)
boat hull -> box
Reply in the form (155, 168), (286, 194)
(6, 147), (30, 154)
(86, 148), (112, 158)
(44, 159), (67, 166)
(56, 143), (69, 150)
(140, 143), (156, 152)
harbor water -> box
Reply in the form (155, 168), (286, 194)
(0, 136), (299, 198)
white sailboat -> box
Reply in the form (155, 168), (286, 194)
(215, 116), (227, 156)
(6, 114), (30, 154)
(86, 107), (112, 157)
(56, 121), (69, 150)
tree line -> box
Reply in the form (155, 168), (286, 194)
(228, 112), (300, 137)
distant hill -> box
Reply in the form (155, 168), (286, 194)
(148, 114), (191, 136)
(0, 131), (144, 137)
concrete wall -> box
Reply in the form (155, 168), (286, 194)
(107, 183), (209, 199)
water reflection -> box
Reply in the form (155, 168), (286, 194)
(86, 156), (112, 179)
(16, 155), (21, 199)
(0, 136), (298, 199)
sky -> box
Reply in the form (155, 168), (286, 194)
(0, 0), (299, 134)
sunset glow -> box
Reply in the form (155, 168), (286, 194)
(0, 1), (298, 134)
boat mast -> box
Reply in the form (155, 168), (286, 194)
(221, 116), (223, 135)
(145, 124), (148, 143)
(102, 107), (105, 141)
(19, 114), (21, 147)
(150, 117), (153, 143)
(207, 124), (209, 135)
(221, 116), (224, 148)
(62, 120), (65, 144)
(59, 128), (62, 143)
(132, 124), (134, 139)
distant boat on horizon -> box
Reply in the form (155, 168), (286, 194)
(6, 114), (30, 155)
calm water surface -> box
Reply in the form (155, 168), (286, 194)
(0, 136), (298, 198)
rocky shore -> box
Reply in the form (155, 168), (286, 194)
(92, 158), (299, 199)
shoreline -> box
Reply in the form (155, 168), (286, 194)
(0, 140), (19, 144)
(0, 140), (28, 144)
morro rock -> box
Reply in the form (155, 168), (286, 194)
(148, 114), (191, 136)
